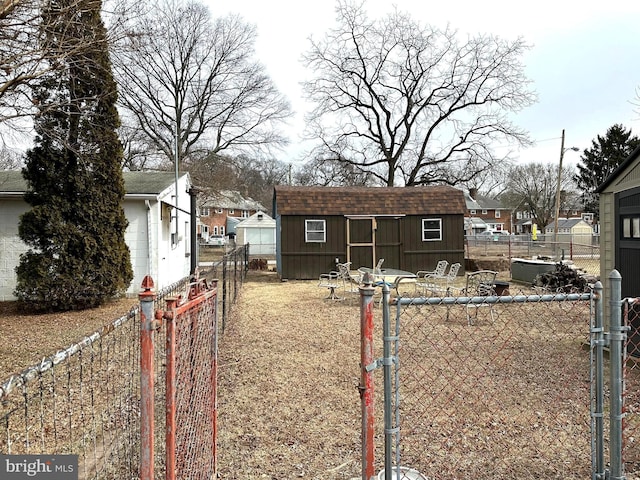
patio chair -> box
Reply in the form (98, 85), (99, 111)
(457, 270), (498, 325)
(415, 260), (449, 296)
(318, 271), (342, 300)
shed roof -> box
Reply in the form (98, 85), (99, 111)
(0, 170), (188, 196)
(273, 185), (465, 216)
(597, 143), (640, 192)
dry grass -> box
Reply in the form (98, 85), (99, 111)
(215, 269), (632, 480)
(0, 298), (138, 381)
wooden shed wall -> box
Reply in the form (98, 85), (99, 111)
(278, 213), (465, 280)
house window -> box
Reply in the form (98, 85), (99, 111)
(482, 209), (487, 215)
(242, 210), (250, 218)
(495, 210), (501, 218)
(470, 209), (476, 215)
(305, 219), (326, 242)
(228, 209), (235, 215)
(422, 218), (442, 241)
(213, 226), (219, 235)
(220, 226), (225, 236)
(216, 208), (223, 214)
(200, 207), (210, 217)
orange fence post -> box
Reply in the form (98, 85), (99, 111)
(139, 275), (157, 480)
(164, 297), (178, 480)
(360, 273), (376, 480)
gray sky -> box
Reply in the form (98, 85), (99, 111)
(209, 0), (640, 171)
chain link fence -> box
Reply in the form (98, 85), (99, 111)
(0, 245), (248, 479)
(359, 272), (640, 480)
(465, 234), (600, 277)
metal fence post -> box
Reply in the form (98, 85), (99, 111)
(360, 273), (376, 480)
(592, 280), (605, 480)
(381, 283), (396, 480)
(139, 275), (157, 480)
(609, 269), (626, 480)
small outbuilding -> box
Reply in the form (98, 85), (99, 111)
(597, 144), (640, 351)
(597, 143), (640, 298)
(272, 185), (466, 280)
(235, 211), (276, 256)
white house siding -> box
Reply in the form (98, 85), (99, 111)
(122, 200), (151, 295)
(0, 171), (193, 300)
(0, 199), (29, 300)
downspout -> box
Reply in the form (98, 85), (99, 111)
(190, 188), (198, 275)
(145, 200), (154, 281)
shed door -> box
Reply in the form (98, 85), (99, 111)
(616, 186), (640, 355)
(346, 216), (401, 270)
(616, 186), (640, 298)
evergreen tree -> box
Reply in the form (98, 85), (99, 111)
(574, 124), (640, 218)
(15, 0), (133, 311)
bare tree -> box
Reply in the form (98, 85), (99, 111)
(112, 0), (292, 171)
(301, 1), (536, 187)
(503, 162), (577, 230)
(0, 0), (130, 145)
(294, 154), (375, 187)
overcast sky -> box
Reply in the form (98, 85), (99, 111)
(207, 0), (640, 172)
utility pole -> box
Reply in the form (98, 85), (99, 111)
(553, 129), (566, 249)
(553, 129), (579, 253)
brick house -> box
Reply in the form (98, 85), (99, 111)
(198, 190), (266, 243)
(464, 188), (512, 234)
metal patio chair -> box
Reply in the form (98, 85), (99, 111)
(457, 270), (498, 325)
(318, 271), (342, 300)
(336, 262), (360, 294)
(415, 260), (449, 296)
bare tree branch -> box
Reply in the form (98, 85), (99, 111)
(301, 1), (536, 186)
(112, 0), (293, 170)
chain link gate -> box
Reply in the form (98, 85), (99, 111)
(359, 270), (640, 480)
(140, 274), (219, 480)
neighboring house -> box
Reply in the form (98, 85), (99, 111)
(597, 143), (640, 300)
(272, 185), (466, 280)
(0, 170), (195, 300)
(198, 190), (266, 243)
(544, 218), (594, 243)
(464, 188), (511, 234)
(235, 211), (276, 256)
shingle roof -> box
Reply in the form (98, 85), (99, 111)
(202, 190), (266, 211)
(273, 185), (465, 215)
(0, 170), (187, 196)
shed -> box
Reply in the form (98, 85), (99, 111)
(544, 218), (593, 244)
(235, 211), (276, 256)
(0, 170), (194, 300)
(597, 144), (640, 352)
(597, 143), (640, 298)
(272, 185), (466, 280)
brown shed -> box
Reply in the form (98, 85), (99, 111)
(272, 185), (466, 280)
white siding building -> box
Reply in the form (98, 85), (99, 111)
(0, 171), (194, 300)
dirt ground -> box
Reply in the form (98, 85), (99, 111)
(0, 297), (138, 381)
(217, 270), (364, 480)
